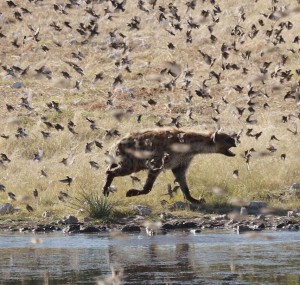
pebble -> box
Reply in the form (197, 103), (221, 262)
(11, 81), (24, 89)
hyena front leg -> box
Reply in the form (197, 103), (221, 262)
(172, 165), (203, 204)
(126, 169), (161, 197)
(103, 164), (133, 197)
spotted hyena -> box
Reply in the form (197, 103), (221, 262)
(103, 128), (236, 204)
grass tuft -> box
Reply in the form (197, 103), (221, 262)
(69, 189), (115, 220)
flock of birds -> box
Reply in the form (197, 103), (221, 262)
(0, 0), (300, 215)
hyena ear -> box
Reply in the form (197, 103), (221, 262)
(210, 132), (217, 143)
(211, 128), (223, 143)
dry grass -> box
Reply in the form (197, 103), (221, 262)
(0, 0), (300, 221)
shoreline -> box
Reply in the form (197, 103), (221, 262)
(1, 213), (299, 235)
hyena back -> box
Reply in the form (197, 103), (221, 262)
(103, 128), (236, 204)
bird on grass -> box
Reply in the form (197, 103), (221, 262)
(26, 204), (34, 212)
(8, 192), (16, 201)
(33, 189), (38, 199)
(0, 184), (6, 192)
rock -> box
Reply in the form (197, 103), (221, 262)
(190, 229), (201, 234)
(19, 227), (31, 232)
(276, 222), (285, 229)
(289, 183), (300, 198)
(248, 201), (268, 209)
(252, 223), (266, 230)
(121, 225), (141, 232)
(83, 216), (94, 222)
(236, 225), (252, 234)
(63, 224), (80, 233)
(42, 211), (52, 218)
(212, 214), (227, 221)
(133, 215), (145, 221)
(79, 226), (100, 233)
(159, 212), (174, 219)
(287, 211), (296, 217)
(171, 201), (189, 210)
(247, 201), (268, 215)
(291, 183), (300, 189)
(0, 203), (15, 215)
(63, 215), (78, 224)
(32, 224), (60, 232)
(11, 81), (24, 89)
(162, 223), (176, 230)
(289, 225), (299, 231)
(201, 223), (214, 229)
(177, 221), (198, 229)
(134, 205), (151, 216)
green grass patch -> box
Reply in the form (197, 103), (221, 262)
(69, 189), (116, 220)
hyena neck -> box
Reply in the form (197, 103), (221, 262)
(180, 132), (215, 155)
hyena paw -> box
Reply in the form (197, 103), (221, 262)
(102, 188), (110, 197)
(126, 189), (141, 197)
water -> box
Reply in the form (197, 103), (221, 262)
(0, 230), (299, 285)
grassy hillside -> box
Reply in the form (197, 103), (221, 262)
(0, 0), (300, 220)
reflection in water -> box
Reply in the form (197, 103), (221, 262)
(0, 231), (299, 285)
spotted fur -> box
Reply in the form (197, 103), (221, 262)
(103, 128), (236, 203)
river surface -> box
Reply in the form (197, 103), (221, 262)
(0, 229), (299, 285)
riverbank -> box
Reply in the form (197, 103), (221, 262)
(1, 210), (299, 235)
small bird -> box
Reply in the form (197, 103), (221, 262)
(270, 135), (280, 141)
(33, 148), (44, 162)
(33, 189), (38, 199)
(85, 141), (94, 153)
(26, 204), (34, 212)
(89, 161), (100, 169)
(7, 0), (17, 8)
(162, 183), (180, 199)
(40, 169), (47, 178)
(246, 114), (258, 124)
(94, 72), (104, 81)
(43, 121), (54, 128)
(6, 104), (14, 112)
(41, 131), (51, 139)
(287, 123), (298, 135)
(0, 184), (6, 192)
(198, 50), (215, 66)
(130, 175), (141, 185)
(232, 169), (239, 178)
(0, 134), (9, 139)
(252, 131), (263, 140)
(60, 153), (74, 166)
(59, 176), (73, 186)
(94, 140), (103, 149)
(266, 145), (277, 152)
(160, 199), (169, 208)
(58, 191), (70, 202)
(67, 121), (77, 134)
(0, 153), (11, 163)
(54, 123), (64, 131)
(86, 118), (99, 130)
(8, 192), (16, 201)
(61, 71), (71, 79)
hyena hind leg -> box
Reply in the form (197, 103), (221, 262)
(126, 169), (161, 197)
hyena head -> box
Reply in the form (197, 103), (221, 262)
(211, 131), (236, 157)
